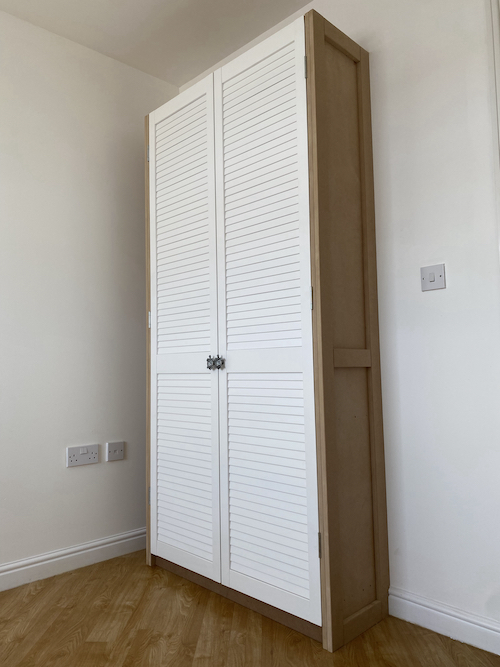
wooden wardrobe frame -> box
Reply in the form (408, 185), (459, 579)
(305, 10), (389, 651)
(145, 10), (389, 652)
(145, 114), (153, 568)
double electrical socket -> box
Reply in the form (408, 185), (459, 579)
(66, 442), (125, 468)
(66, 444), (99, 467)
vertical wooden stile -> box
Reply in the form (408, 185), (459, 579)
(304, 11), (336, 652)
(305, 10), (389, 651)
(145, 115), (153, 567)
(357, 48), (390, 621)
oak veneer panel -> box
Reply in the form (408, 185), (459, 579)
(323, 43), (366, 350)
(305, 9), (389, 651)
(333, 367), (375, 618)
(343, 599), (383, 645)
(333, 348), (372, 368)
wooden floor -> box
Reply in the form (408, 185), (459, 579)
(0, 551), (499, 667)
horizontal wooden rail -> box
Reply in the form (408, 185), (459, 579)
(333, 349), (372, 368)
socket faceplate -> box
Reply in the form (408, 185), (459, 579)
(106, 441), (125, 461)
(66, 444), (99, 467)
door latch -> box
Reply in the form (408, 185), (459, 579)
(207, 355), (225, 370)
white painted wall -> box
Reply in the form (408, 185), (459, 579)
(0, 11), (176, 586)
(181, 0), (500, 654)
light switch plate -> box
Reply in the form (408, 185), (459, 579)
(421, 264), (446, 291)
(66, 444), (99, 467)
(106, 441), (125, 461)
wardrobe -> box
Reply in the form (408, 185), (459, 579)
(145, 10), (389, 652)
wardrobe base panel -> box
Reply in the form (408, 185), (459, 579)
(154, 555), (322, 642)
(343, 600), (384, 644)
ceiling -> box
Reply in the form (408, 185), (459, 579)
(0, 0), (310, 86)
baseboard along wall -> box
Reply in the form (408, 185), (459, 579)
(389, 587), (500, 657)
(0, 528), (146, 592)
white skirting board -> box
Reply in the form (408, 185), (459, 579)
(389, 587), (500, 656)
(0, 528), (146, 592)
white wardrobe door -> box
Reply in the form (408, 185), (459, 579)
(215, 19), (322, 624)
(150, 75), (220, 582)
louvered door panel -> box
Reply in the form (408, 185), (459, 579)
(216, 20), (321, 624)
(150, 76), (220, 582)
(157, 374), (213, 561)
(222, 39), (302, 351)
(155, 90), (211, 354)
(228, 372), (310, 600)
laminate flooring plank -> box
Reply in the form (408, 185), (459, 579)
(72, 641), (109, 667)
(259, 615), (317, 667)
(0, 569), (74, 628)
(227, 604), (252, 667)
(71, 554), (153, 667)
(86, 553), (153, 644)
(120, 628), (158, 667)
(367, 616), (441, 667)
(243, 608), (264, 666)
(192, 592), (234, 667)
(335, 640), (373, 667)
(438, 633), (500, 667)
(113, 566), (210, 667)
(0, 578), (52, 627)
(363, 616), (423, 667)
(270, 617), (298, 667)
(222, 604), (264, 667)
(109, 568), (182, 667)
(15, 559), (129, 667)
(153, 581), (210, 667)
(309, 637), (346, 667)
(0, 571), (75, 661)
(0, 564), (100, 667)
(128, 573), (209, 667)
(417, 632), (460, 667)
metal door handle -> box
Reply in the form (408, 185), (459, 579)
(214, 355), (225, 370)
(207, 355), (225, 370)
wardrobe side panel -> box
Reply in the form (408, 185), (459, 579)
(321, 41), (376, 618)
(306, 9), (389, 649)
